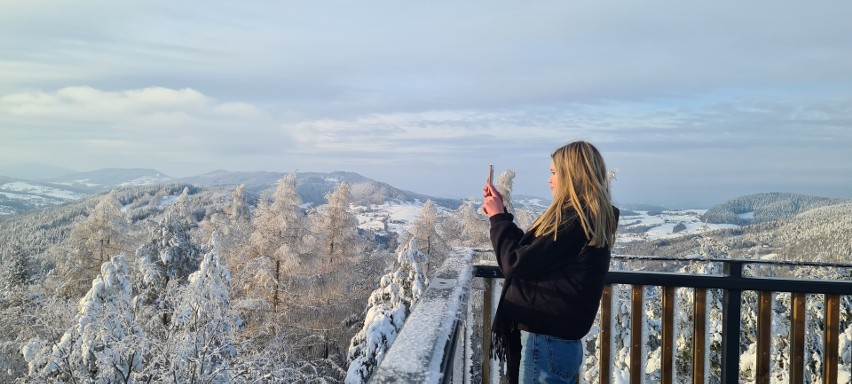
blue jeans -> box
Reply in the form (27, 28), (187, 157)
(519, 330), (582, 383)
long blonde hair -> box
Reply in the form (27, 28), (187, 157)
(529, 141), (617, 248)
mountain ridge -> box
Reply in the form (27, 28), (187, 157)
(0, 168), (465, 215)
(701, 192), (849, 225)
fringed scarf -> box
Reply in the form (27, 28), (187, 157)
(490, 278), (522, 384)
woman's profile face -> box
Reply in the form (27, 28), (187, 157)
(548, 160), (558, 197)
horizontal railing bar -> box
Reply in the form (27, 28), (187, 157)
(472, 264), (852, 295)
(606, 271), (852, 295)
(611, 254), (852, 269)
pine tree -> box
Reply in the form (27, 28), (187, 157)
(135, 206), (201, 328)
(24, 255), (146, 383)
(345, 238), (429, 384)
(163, 239), (237, 383)
(0, 242), (29, 294)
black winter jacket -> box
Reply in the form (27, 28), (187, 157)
(490, 206), (619, 340)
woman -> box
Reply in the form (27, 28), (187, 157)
(482, 141), (619, 383)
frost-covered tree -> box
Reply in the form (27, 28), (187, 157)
(302, 181), (367, 360)
(452, 198), (490, 247)
(242, 173), (308, 312)
(146, 240), (237, 383)
(59, 191), (127, 296)
(229, 184), (251, 223)
(345, 238), (429, 384)
(410, 200), (449, 271)
(23, 254), (146, 383)
(311, 181), (361, 266)
(135, 207), (201, 327)
(0, 242), (30, 295)
(410, 200), (439, 257)
(494, 169), (516, 215)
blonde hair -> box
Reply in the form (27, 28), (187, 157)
(529, 141), (617, 248)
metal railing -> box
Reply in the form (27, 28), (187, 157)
(372, 251), (852, 383)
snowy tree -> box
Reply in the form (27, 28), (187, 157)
(494, 169), (516, 215)
(146, 239), (237, 383)
(59, 191), (127, 296)
(345, 238), (429, 384)
(0, 242), (29, 296)
(172, 186), (198, 224)
(24, 254), (146, 383)
(311, 181), (361, 266)
(135, 207), (201, 328)
(410, 200), (449, 271)
(301, 181), (367, 361)
(453, 198), (490, 247)
(241, 173), (308, 312)
(229, 184), (251, 223)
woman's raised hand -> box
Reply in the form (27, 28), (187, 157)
(481, 181), (504, 217)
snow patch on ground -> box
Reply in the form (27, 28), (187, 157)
(119, 175), (170, 187)
(158, 195), (179, 207)
(618, 209), (740, 243)
(738, 211), (755, 219)
(1, 181), (83, 200)
(52, 179), (101, 187)
(355, 201), (432, 236)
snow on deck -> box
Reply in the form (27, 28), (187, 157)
(370, 248), (474, 384)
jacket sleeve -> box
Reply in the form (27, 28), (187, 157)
(489, 212), (584, 279)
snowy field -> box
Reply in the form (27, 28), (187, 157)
(618, 209), (740, 243)
(355, 201), (451, 236)
(0, 181), (86, 214)
(1, 181), (82, 200)
(353, 201), (738, 247)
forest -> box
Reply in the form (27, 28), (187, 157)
(1, 172), (851, 383)
(0, 171), (505, 383)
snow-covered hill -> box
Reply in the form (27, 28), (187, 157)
(701, 192), (849, 225)
(0, 169), (173, 215)
(48, 168), (173, 189)
(618, 209), (740, 243)
(0, 177), (88, 215)
(0, 169), (463, 215)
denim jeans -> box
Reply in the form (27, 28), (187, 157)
(519, 330), (582, 383)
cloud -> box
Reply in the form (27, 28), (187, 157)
(0, 86), (285, 174)
(1, 2), (851, 205)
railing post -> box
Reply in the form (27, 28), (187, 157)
(790, 292), (806, 383)
(482, 277), (493, 384)
(662, 286), (675, 384)
(599, 285), (612, 384)
(721, 261), (743, 384)
(824, 294), (841, 384)
(693, 288), (706, 384)
(756, 291), (772, 384)
(630, 285), (644, 384)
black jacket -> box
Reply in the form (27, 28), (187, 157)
(490, 206), (619, 340)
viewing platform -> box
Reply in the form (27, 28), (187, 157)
(370, 248), (852, 383)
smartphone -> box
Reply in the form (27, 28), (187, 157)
(488, 164), (494, 184)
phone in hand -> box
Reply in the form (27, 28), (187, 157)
(488, 164), (494, 184)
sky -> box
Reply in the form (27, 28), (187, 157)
(1, 1), (851, 208)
